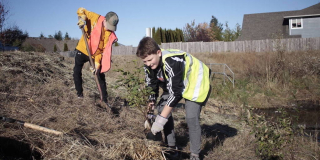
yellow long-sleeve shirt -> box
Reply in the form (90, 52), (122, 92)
(76, 7), (111, 66)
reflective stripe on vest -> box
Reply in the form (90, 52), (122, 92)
(161, 49), (210, 102)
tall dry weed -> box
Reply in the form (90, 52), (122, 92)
(194, 50), (320, 106)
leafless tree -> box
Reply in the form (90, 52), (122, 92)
(183, 20), (212, 42)
(183, 20), (198, 42)
(0, 0), (10, 50)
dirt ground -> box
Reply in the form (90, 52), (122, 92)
(0, 51), (317, 160)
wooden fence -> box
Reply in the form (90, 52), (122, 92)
(112, 37), (320, 55)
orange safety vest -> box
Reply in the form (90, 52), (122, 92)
(88, 16), (118, 73)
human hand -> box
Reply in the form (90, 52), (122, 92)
(147, 114), (156, 120)
(89, 67), (96, 74)
(77, 15), (86, 28)
(148, 101), (155, 111)
(90, 63), (101, 75)
(151, 115), (168, 135)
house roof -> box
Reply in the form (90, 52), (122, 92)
(237, 3), (320, 41)
(284, 14), (320, 19)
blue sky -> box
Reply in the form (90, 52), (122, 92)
(7, 0), (320, 47)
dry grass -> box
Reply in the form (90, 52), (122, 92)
(0, 51), (165, 159)
(0, 51), (319, 160)
(193, 50), (320, 108)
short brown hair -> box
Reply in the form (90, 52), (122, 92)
(136, 37), (160, 58)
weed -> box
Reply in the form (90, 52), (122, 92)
(242, 106), (304, 159)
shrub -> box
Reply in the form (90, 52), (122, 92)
(53, 44), (57, 52)
(242, 106), (300, 159)
(63, 43), (68, 51)
(21, 43), (35, 52)
(114, 60), (154, 116)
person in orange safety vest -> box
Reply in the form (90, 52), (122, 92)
(73, 7), (119, 106)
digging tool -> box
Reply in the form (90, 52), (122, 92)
(80, 27), (110, 108)
(144, 101), (162, 141)
(144, 101), (155, 130)
(0, 116), (63, 136)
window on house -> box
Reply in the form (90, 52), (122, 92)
(291, 18), (302, 29)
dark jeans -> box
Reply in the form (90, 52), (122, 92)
(73, 50), (108, 102)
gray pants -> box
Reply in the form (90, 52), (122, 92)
(157, 95), (202, 154)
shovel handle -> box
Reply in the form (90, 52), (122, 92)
(81, 28), (95, 69)
(80, 27), (104, 102)
(24, 123), (63, 136)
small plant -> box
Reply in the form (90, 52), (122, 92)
(242, 106), (297, 159)
(114, 60), (154, 116)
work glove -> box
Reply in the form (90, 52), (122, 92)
(89, 67), (96, 74)
(89, 63), (101, 75)
(151, 115), (168, 135)
(77, 15), (86, 28)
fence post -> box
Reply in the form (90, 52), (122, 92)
(223, 64), (226, 84)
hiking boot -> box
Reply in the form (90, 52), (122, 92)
(190, 153), (200, 160)
(165, 146), (179, 159)
(103, 100), (112, 108)
(77, 93), (83, 99)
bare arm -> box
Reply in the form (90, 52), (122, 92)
(160, 105), (173, 118)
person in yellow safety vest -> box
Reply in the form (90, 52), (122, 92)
(136, 37), (211, 160)
(73, 7), (118, 106)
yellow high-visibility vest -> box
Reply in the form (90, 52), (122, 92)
(161, 49), (210, 102)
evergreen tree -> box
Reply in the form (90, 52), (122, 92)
(171, 30), (176, 42)
(170, 30), (174, 42)
(54, 44), (57, 52)
(151, 27), (184, 43)
(159, 27), (163, 43)
(152, 27), (155, 38)
(175, 28), (180, 42)
(167, 30), (172, 42)
(54, 30), (63, 41)
(154, 27), (161, 44)
(39, 32), (44, 38)
(178, 29), (184, 42)
(64, 32), (71, 40)
(210, 15), (223, 41)
(162, 28), (166, 43)
(63, 43), (68, 51)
